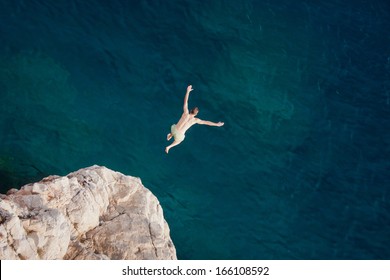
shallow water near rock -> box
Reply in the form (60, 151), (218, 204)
(0, 0), (389, 259)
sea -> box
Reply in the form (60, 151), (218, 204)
(0, 0), (389, 260)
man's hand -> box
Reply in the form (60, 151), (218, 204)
(217, 122), (224, 127)
(183, 85), (193, 113)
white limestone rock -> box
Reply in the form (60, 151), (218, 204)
(0, 165), (176, 260)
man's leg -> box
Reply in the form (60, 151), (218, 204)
(167, 133), (172, 141)
(165, 139), (183, 154)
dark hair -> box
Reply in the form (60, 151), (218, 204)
(190, 107), (199, 115)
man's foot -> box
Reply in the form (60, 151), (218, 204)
(165, 147), (169, 154)
(167, 133), (172, 141)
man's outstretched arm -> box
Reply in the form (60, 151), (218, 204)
(183, 85), (193, 113)
(197, 119), (224, 127)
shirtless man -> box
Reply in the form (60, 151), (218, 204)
(165, 85), (224, 154)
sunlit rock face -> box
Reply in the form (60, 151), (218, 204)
(0, 165), (176, 260)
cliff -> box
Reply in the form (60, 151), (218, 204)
(0, 165), (176, 260)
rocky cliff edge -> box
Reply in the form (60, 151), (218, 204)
(0, 165), (176, 260)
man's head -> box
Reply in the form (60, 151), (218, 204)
(190, 107), (199, 116)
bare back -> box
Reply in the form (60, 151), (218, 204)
(175, 112), (199, 135)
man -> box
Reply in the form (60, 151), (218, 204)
(165, 85), (224, 153)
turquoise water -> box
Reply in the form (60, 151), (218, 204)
(1, 0), (389, 259)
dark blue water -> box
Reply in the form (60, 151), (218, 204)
(1, 0), (389, 259)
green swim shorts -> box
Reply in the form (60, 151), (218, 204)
(171, 124), (185, 142)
